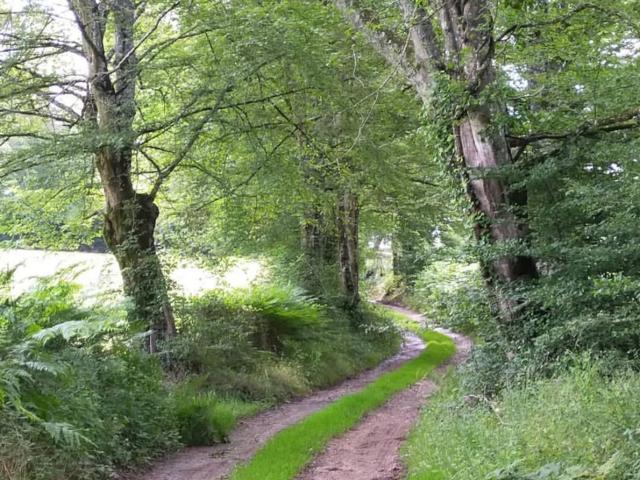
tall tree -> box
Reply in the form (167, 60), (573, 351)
(333, 0), (640, 323)
(67, 0), (177, 351)
(0, 1), (250, 350)
(331, 0), (537, 321)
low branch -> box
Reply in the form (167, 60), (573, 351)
(0, 107), (76, 125)
(0, 131), (51, 141)
(410, 177), (439, 188)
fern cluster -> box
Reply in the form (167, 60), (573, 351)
(0, 273), (178, 479)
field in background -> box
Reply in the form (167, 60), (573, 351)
(0, 249), (262, 300)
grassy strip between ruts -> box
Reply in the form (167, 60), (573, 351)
(229, 328), (456, 480)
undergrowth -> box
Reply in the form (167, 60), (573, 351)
(404, 364), (640, 480)
(168, 286), (401, 402)
(0, 276), (400, 480)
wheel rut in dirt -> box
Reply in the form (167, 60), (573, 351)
(296, 304), (473, 480)
(131, 324), (426, 480)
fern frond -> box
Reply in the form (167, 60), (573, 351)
(41, 421), (93, 448)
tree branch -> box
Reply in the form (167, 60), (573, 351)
(497, 3), (639, 42)
(147, 82), (233, 199)
(507, 106), (640, 147)
(194, 129), (297, 212)
(333, 0), (421, 89)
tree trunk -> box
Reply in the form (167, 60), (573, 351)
(300, 206), (338, 296)
(456, 109), (538, 279)
(391, 217), (427, 284)
(445, 0), (538, 320)
(103, 191), (176, 352)
(70, 0), (176, 351)
(454, 108), (538, 321)
(336, 191), (359, 309)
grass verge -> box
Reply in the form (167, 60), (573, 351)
(403, 365), (640, 479)
(229, 328), (455, 480)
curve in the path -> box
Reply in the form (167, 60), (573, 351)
(131, 328), (426, 480)
(296, 304), (473, 480)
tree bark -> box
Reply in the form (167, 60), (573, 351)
(70, 0), (175, 351)
(336, 190), (359, 309)
(300, 206), (338, 296)
(455, 108), (538, 282)
(445, 0), (539, 316)
(103, 192), (176, 352)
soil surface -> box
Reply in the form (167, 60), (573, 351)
(296, 304), (473, 480)
(130, 317), (427, 480)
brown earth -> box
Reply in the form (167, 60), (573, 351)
(296, 304), (473, 480)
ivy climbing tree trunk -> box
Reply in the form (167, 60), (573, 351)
(335, 0), (538, 322)
(70, 0), (176, 351)
(336, 190), (359, 310)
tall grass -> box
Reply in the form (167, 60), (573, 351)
(404, 364), (640, 479)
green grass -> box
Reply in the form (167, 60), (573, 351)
(229, 328), (455, 480)
(403, 365), (640, 479)
(173, 390), (264, 445)
(377, 305), (424, 334)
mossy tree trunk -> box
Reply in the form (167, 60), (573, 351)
(70, 0), (176, 351)
(103, 192), (176, 352)
(301, 206), (338, 296)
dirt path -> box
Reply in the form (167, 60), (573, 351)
(297, 304), (473, 480)
(131, 321), (427, 480)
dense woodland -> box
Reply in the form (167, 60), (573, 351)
(1, 0), (639, 479)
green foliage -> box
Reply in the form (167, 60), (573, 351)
(169, 285), (401, 401)
(0, 276), (179, 480)
(0, 275), (400, 478)
(173, 389), (239, 446)
(171, 379), (264, 447)
(2, 0), (640, 477)
(404, 365), (640, 480)
(407, 261), (492, 336)
(0, 349), (180, 480)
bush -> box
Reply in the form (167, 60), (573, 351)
(174, 392), (235, 445)
(461, 276), (640, 396)
(407, 260), (492, 335)
(0, 350), (180, 480)
(171, 379), (263, 446)
(0, 276), (179, 480)
(404, 364), (640, 480)
(168, 285), (401, 401)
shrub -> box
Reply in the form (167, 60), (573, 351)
(174, 391), (235, 445)
(0, 276), (179, 480)
(407, 260), (492, 335)
(168, 286), (401, 401)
